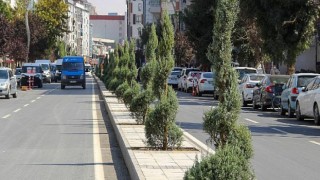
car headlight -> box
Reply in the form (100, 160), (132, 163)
(0, 83), (8, 89)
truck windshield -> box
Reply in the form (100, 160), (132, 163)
(62, 62), (84, 71)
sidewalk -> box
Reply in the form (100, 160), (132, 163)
(94, 76), (214, 180)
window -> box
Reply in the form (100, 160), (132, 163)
(136, 15), (142, 24)
(133, 14), (136, 24)
(312, 78), (320, 90)
(306, 79), (315, 90)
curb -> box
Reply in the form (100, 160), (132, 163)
(93, 75), (214, 179)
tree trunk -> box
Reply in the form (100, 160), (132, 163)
(163, 123), (168, 150)
(287, 51), (296, 75)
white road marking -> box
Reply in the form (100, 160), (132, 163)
(309, 141), (320, 146)
(36, 97), (41, 99)
(92, 83), (105, 179)
(14, 108), (21, 113)
(244, 118), (258, 124)
(272, 128), (288, 134)
(2, 114), (11, 119)
(24, 104), (29, 107)
(31, 100), (36, 103)
(41, 95), (45, 96)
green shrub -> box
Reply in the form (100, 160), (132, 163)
(123, 81), (140, 107)
(130, 88), (154, 124)
(115, 81), (130, 100)
(184, 145), (255, 180)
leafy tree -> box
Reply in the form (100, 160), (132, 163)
(174, 31), (194, 67)
(54, 40), (67, 59)
(130, 24), (158, 124)
(243, 0), (320, 74)
(35, 0), (68, 49)
(145, 12), (183, 150)
(186, 0), (254, 178)
(0, 14), (14, 58)
(0, 0), (13, 19)
(108, 45), (121, 91)
(183, 0), (215, 69)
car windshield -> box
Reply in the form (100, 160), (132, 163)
(297, 76), (317, 87)
(0, 70), (8, 79)
(15, 69), (22, 75)
(171, 71), (180, 76)
(203, 73), (213, 78)
(22, 66), (42, 73)
(270, 76), (289, 84)
(250, 75), (264, 81)
(62, 62), (84, 71)
(40, 64), (50, 70)
(236, 69), (257, 80)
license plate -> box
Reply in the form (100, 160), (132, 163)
(70, 81), (76, 83)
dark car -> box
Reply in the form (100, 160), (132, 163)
(252, 74), (290, 111)
(20, 63), (43, 88)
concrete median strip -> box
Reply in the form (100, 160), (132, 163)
(94, 75), (215, 180)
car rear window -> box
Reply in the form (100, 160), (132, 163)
(186, 69), (200, 75)
(203, 73), (213, 78)
(236, 69), (257, 80)
(270, 76), (289, 84)
(249, 75), (264, 81)
(171, 71), (180, 76)
(297, 76), (317, 87)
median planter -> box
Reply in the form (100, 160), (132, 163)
(94, 75), (214, 180)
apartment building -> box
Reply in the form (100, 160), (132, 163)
(127, 0), (144, 40)
(90, 15), (127, 44)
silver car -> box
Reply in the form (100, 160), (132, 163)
(239, 73), (266, 107)
(0, 67), (18, 99)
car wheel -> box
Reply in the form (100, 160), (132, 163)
(242, 94), (247, 107)
(82, 83), (86, 89)
(296, 102), (304, 121)
(12, 92), (17, 98)
(5, 89), (10, 99)
(38, 82), (43, 88)
(261, 98), (267, 111)
(280, 104), (286, 116)
(288, 102), (294, 118)
(313, 104), (320, 125)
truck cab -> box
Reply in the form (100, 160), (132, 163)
(61, 56), (86, 89)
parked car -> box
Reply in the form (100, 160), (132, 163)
(172, 67), (183, 72)
(0, 67), (18, 99)
(295, 76), (320, 125)
(196, 72), (215, 96)
(177, 68), (200, 91)
(54, 59), (63, 81)
(234, 67), (258, 82)
(20, 63), (43, 88)
(35, 60), (52, 83)
(252, 74), (290, 111)
(239, 73), (266, 106)
(280, 73), (319, 117)
(15, 67), (22, 87)
(167, 71), (180, 89)
(183, 71), (202, 93)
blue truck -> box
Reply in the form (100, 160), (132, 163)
(61, 56), (86, 89)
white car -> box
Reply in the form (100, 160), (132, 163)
(196, 72), (215, 96)
(234, 67), (258, 82)
(184, 71), (202, 93)
(0, 67), (18, 99)
(239, 73), (265, 106)
(295, 76), (320, 125)
(167, 71), (180, 89)
(177, 68), (200, 91)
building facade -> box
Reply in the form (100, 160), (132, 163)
(127, 0), (144, 40)
(63, 0), (91, 58)
(90, 15), (127, 45)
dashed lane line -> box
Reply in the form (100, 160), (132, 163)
(24, 104), (29, 107)
(272, 128), (288, 134)
(2, 114), (11, 119)
(31, 100), (36, 103)
(36, 97), (41, 99)
(309, 141), (320, 146)
(14, 108), (21, 113)
(244, 118), (259, 124)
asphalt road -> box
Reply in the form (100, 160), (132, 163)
(0, 75), (129, 180)
(176, 90), (320, 180)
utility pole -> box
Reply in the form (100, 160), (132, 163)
(25, 0), (32, 63)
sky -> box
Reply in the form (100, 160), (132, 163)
(88, 0), (127, 15)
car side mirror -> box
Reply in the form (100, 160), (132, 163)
(301, 87), (307, 92)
